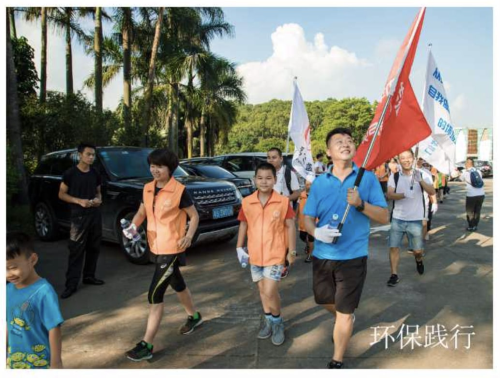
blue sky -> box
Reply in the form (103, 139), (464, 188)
(15, 7), (493, 128)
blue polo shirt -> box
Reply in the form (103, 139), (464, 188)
(303, 163), (387, 261)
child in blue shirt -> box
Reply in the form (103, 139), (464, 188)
(6, 232), (64, 369)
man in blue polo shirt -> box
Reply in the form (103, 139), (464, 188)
(304, 127), (388, 369)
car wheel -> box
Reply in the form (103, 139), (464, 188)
(117, 212), (150, 265)
(34, 202), (59, 241)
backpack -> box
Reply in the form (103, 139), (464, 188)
(284, 166), (293, 195)
(469, 168), (484, 188)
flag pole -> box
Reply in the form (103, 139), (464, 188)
(333, 8), (425, 244)
(285, 77), (298, 157)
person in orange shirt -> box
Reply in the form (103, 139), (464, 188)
(298, 180), (314, 263)
(123, 148), (201, 362)
(236, 162), (296, 346)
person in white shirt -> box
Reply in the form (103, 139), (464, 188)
(386, 150), (435, 287)
(314, 153), (326, 175)
(416, 159), (438, 241)
(460, 158), (485, 231)
(266, 148), (301, 203)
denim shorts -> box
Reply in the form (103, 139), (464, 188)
(389, 219), (424, 250)
(250, 264), (284, 282)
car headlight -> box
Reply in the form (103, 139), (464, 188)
(228, 182), (243, 201)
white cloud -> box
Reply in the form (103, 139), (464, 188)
(237, 23), (373, 104)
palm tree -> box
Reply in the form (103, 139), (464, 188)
(94, 7), (103, 115)
(142, 7), (164, 146)
(198, 56), (246, 156)
(6, 13), (29, 205)
(122, 7), (133, 130)
(40, 7), (47, 103)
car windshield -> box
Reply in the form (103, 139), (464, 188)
(98, 148), (189, 180)
(193, 165), (236, 179)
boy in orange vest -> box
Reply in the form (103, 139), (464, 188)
(236, 162), (296, 346)
(123, 148), (202, 362)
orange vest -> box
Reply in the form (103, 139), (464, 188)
(143, 178), (187, 255)
(242, 191), (290, 267)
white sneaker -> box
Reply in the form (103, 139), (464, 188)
(424, 234), (430, 241)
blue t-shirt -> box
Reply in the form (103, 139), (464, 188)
(303, 163), (387, 260)
(7, 278), (64, 369)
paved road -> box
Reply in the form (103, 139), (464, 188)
(33, 179), (493, 369)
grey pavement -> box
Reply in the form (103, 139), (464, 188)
(33, 179), (493, 369)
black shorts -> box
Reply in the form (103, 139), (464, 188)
(312, 256), (367, 314)
(148, 254), (187, 304)
(299, 230), (315, 243)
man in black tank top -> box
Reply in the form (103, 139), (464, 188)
(58, 143), (104, 299)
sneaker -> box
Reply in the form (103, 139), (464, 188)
(407, 249), (414, 255)
(179, 312), (203, 335)
(126, 341), (153, 362)
(424, 234), (430, 241)
(271, 321), (285, 346)
(327, 360), (344, 369)
(416, 259), (424, 275)
(257, 316), (272, 339)
(387, 274), (400, 287)
(467, 227), (473, 231)
(472, 226), (478, 231)
(304, 254), (312, 263)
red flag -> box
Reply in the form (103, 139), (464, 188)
(354, 8), (431, 170)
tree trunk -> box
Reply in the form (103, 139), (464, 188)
(94, 7), (103, 115)
(185, 66), (194, 158)
(122, 7), (132, 130)
(7, 13), (29, 205)
(65, 8), (73, 96)
(173, 82), (179, 154)
(199, 110), (206, 157)
(39, 7), (47, 103)
(142, 7), (164, 147)
(9, 8), (17, 39)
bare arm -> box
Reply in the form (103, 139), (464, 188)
(58, 182), (90, 208)
(419, 179), (436, 196)
(347, 188), (389, 224)
(131, 203), (147, 228)
(285, 218), (296, 265)
(304, 215), (317, 237)
(236, 221), (248, 248)
(178, 205), (199, 250)
(49, 326), (63, 369)
(386, 185), (405, 201)
(288, 190), (300, 202)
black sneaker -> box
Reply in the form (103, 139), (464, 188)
(179, 312), (203, 334)
(467, 227), (473, 231)
(416, 259), (424, 275)
(126, 341), (153, 361)
(327, 360), (344, 369)
(472, 226), (478, 231)
(304, 254), (312, 263)
(387, 274), (400, 287)
(60, 287), (77, 299)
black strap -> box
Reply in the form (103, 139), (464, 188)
(284, 166), (293, 195)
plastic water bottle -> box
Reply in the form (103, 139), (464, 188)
(120, 219), (141, 242)
(328, 214), (340, 231)
(241, 247), (249, 268)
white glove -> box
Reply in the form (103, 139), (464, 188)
(314, 224), (342, 243)
(236, 247), (249, 266)
(431, 203), (438, 214)
(404, 189), (415, 199)
(123, 224), (137, 239)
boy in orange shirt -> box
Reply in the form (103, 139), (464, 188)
(236, 162), (296, 346)
(123, 148), (201, 362)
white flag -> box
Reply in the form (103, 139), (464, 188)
(288, 81), (315, 183)
(417, 50), (456, 175)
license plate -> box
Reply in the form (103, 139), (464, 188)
(239, 187), (251, 196)
(212, 205), (234, 219)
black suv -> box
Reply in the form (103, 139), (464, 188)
(28, 147), (242, 264)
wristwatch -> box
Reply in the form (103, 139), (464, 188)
(290, 250), (297, 256)
(355, 199), (365, 212)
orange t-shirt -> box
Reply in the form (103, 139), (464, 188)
(374, 164), (389, 182)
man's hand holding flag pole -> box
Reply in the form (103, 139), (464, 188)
(334, 7), (431, 243)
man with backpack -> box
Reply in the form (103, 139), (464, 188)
(460, 158), (485, 231)
(386, 150), (435, 287)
